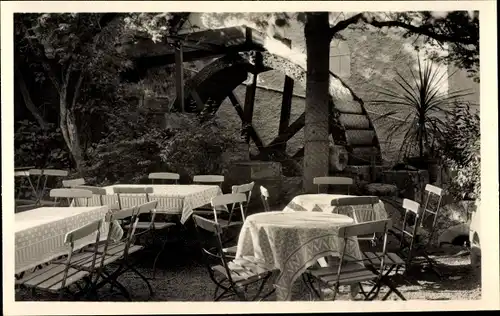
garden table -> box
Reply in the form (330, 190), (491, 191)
(15, 205), (117, 274)
(283, 194), (388, 222)
(79, 184), (224, 224)
(235, 211), (361, 301)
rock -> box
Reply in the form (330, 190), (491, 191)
(365, 183), (398, 197)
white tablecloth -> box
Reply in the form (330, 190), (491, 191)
(15, 206), (110, 274)
(235, 211), (361, 301)
(78, 184), (222, 224)
(283, 194), (388, 222)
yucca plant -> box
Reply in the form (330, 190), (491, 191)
(372, 55), (473, 163)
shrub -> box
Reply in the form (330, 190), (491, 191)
(441, 102), (480, 200)
(159, 115), (239, 182)
(14, 120), (72, 169)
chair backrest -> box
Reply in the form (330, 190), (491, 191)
(62, 178), (86, 188)
(231, 181), (255, 212)
(148, 172), (180, 184)
(193, 175), (224, 186)
(420, 184), (444, 241)
(102, 206), (139, 263)
(211, 193), (247, 225)
(331, 196), (379, 223)
(74, 185), (108, 207)
(49, 188), (93, 207)
(400, 198), (422, 262)
(336, 219), (392, 282)
(313, 176), (353, 194)
(260, 186), (271, 212)
(61, 219), (103, 288)
(192, 215), (235, 284)
(113, 187), (153, 209)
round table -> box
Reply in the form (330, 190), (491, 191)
(283, 194), (388, 222)
(235, 211), (362, 301)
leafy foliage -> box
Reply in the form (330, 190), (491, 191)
(441, 102), (480, 200)
(159, 116), (239, 182)
(14, 120), (71, 169)
(372, 56), (473, 160)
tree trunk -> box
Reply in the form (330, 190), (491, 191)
(59, 81), (85, 173)
(303, 12), (331, 193)
(15, 63), (49, 130)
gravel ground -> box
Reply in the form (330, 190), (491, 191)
(15, 229), (481, 302)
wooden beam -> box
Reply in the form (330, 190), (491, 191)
(267, 112), (305, 148)
(228, 92), (265, 150)
(277, 76), (294, 151)
(190, 90), (205, 111)
(174, 42), (184, 112)
(243, 72), (258, 143)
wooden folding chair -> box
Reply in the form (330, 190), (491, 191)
(303, 219), (394, 301)
(89, 205), (154, 300)
(62, 178), (86, 188)
(15, 169), (38, 206)
(331, 196), (380, 246)
(313, 176), (353, 194)
(420, 184), (444, 248)
(123, 200), (176, 279)
(192, 215), (277, 301)
(192, 175), (225, 217)
(148, 172), (180, 184)
(49, 188), (93, 207)
(390, 198), (441, 277)
(211, 193), (248, 257)
(230, 181), (255, 222)
(193, 175), (225, 187)
(30, 169), (69, 205)
(16, 219), (103, 300)
(74, 185), (115, 209)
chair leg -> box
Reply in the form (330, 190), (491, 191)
(152, 236), (170, 280)
(128, 263), (154, 299)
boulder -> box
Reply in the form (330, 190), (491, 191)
(365, 183), (398, 197)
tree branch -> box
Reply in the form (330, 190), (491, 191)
(329, 13), (477, 45)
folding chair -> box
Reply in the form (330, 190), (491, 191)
(193, 175), (225, 187)
(192, 175), (225, 217)
(313, 176), (353, 194)
(15, 169), (38, 206)
(62, 178), (86, 188)
(82, 205), (154, 300)
(49, 188), (93, 207)
(331, 196), (380, 246)
(16, 219), (103, 300)
(419, 184), (444, 248)
(390, 198), (440, 277)
(303, 219), (393, 301)
(114, 186), (153, 210)
(30, 169), (69, 205)
(211, 193), (248, 257)
(192, 215), (277, 301)
(230, 181), (255, 221)
(122, 200), (176, 279)
(148, 172), (180, 184)
(74, 185), (116, 209)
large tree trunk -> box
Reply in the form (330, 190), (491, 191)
(303, 12), (331, 193)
